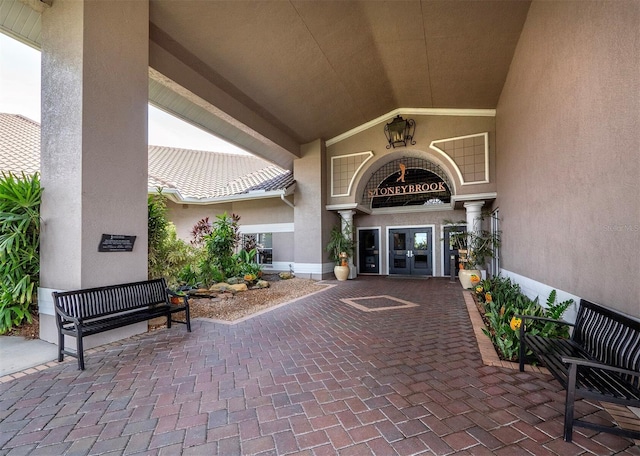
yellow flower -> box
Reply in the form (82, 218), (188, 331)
(485, 292), (492, 303)
(510, 316), (522, 331)
(475, 286), (483, 294)
(244, 274), (256, 282)
(470, 274), (480, 284)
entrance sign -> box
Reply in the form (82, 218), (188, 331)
(98, 234), (136, 252)
(368, 181), (446, 198)
(363, 157), (453, 209)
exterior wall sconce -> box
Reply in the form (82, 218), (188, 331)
(384, 115), (416, 149)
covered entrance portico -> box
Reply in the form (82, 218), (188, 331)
(328, 150), (496, 278)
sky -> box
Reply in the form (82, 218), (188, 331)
(0, 33), (248, 155)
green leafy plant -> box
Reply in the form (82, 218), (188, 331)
(325, 219), (354, 265)
(147, 189), (197, 287)
(0, 172), (42, 334)
(236, 248), (263, 279)
(199, 212), (242, 284)
(444, 213), (500, 270)
(475, 276), (573, 361)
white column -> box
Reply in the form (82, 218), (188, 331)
(464, 201), (484, 235)
(38, 0), (149, 344)
(338, 209), (357, 279)
(464, 201), (485, 275)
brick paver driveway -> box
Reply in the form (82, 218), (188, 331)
(0, 277), (637, 455)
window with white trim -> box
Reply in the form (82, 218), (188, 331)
(242, 233), (273, 265)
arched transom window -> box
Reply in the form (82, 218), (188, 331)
(362, 157), (453, 209)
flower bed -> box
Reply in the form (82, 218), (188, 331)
(472, 276), (573, 363)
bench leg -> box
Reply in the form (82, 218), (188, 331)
(77, 331), (85, 371)
(519, 325), (526, 372)
(167, 311), (172, 329)
(185, 305), (191, 332)
(58, 330), (64, 362)
(564, 362), (577, 442)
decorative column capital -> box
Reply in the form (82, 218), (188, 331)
(463, 201), (485, 211)
(464, 201), (485, 234)
(337, 209), (356, 221)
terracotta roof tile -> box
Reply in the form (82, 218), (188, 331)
(0, 113), (294, 201)
(0, 113), (40, 175)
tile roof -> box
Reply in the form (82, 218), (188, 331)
(148, 146), (292, 200)
(0, 113), (40, 175)
(0, 113), (294, 202)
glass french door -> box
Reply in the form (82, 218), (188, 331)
(389, 228), (432, 276)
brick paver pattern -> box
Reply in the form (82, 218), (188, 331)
(0, 277), (638, 455)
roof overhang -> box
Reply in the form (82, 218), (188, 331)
(156, 181), (296, 206)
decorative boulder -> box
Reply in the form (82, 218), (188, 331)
(210, 283), (231, 292)
(255, 280), (270, 289)
(227, 277), (242, 285)
(229, 283), (248, 292)
(279, 272), (293, 280)
(190, 288), (209, 295)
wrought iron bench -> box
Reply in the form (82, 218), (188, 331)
(517, 299), (640, 442)
(53, 278), (191, 370)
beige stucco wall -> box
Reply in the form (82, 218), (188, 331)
(166, 199), (293, 241)
(496, 1), (640, 315)
(166, 198), (295, 271)
(327, 114), (497, 207)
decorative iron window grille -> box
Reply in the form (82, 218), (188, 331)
(362, 157), (453, 209)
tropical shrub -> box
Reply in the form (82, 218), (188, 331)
(474, 276), (573, 362)
(178, 213), (264, 287)
(236, 248), (263, 279)
(0, 172), (42, 334)
(199, 212), (242, 284)
(147, 190), (196, 287)
(190, 217), (212, 248)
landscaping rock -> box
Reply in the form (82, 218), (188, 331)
(210, 283), (231, 292)
(254, 280), (270, 289)
(229, 283), (248, 292)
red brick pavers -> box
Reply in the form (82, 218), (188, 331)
(0, 277), (637, 455)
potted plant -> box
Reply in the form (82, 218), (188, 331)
(445, 214), (500, 289)
(325, 221), (354, 281)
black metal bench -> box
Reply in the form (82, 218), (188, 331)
(517, 299), (640, 442)
(53, 278), (191, 370)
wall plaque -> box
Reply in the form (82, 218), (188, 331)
(98, 234), (136, 252)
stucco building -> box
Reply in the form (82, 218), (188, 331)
(0, 0), (637, 347)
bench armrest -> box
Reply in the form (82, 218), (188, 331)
(54, 305), (81, 325)
(515, 314), (574, 328)
(561, 356), (640, 378)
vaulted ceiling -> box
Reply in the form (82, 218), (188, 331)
(2, 0), (532, 169)
(149, 0), (530, 165)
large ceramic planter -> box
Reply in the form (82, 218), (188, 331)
(334, 265), (350, 281)
(459, 269), (481, 289)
